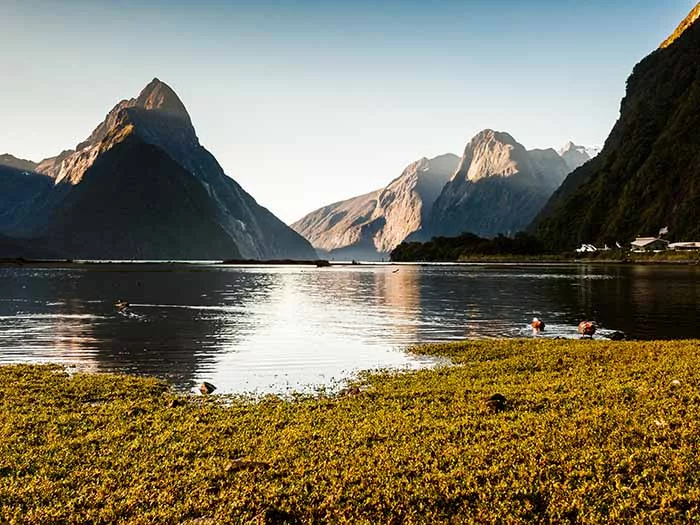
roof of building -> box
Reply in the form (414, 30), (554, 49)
(669, 241), (700, 249)
(631, 237), (669, 247)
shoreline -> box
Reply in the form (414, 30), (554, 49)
(3, 339), (700, 522)
(0, 256), (698, 267)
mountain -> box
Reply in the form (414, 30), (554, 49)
(0, 78), (316, 260)
(0, 164), (54, 236)
(0, 154), (38, 172)
(532, 5), (700, 249)
(660, 2), (700, 48)
(423, 130), (570, 239)
(557, 142), (599, 172)
(0, 232), (59, 259)
(291, 154), (459, 259)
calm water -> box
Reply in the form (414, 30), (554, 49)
(0, 263), (698, 393)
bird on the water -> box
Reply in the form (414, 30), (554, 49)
(578, 321), (596, 338)
(531, 317), (545, 335)
(114, 300), (129, 311)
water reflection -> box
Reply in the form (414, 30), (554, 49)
(0, 263), (698, 393)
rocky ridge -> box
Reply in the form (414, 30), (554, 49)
(0, 79), (316, 260)
(424, 130), (570, 239)
(291, 154), (458, 259)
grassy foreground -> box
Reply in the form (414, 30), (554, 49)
(2, 340), (700, 524)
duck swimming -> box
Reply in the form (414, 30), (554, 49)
(531, 317), (545, 335)
(115, 300), (129, 311)
(578, 320), (596, 338)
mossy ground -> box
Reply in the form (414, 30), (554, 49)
(2, 339), (700, 523)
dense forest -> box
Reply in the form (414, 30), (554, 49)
(390, 232), (545, 261)
(531, 12), (700, 249)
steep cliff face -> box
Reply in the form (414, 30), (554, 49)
(291, 154), (459, 259)
(1, 78), (316, 260)
(425, 130), (569, 238)
(532, 5), (700, 248)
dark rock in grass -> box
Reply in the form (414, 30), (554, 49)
(127, 407), (145, 417)
(484, 393), (507, 412)
(168, 398), (184, 408)
(264, 508), (300, 524)
(199, 382), (217, 395)
(607, 331), (626, 341)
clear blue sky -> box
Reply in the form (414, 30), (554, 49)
(1, 0), (696, 223)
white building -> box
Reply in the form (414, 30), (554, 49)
(669, 241), (700, 251)
(630, 237), (670, 252)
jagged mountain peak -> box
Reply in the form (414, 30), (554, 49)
(660, 2), (700, 49)
(558, 141), (582, 154)
(50, 79), (199, 185)
(557, 141), (600, 172)
(474, 128), (516, 142)
(74, 78), (194, 155)
(134, 78), (192, 123)
(561, 140), (576, 150)
(455, 129), (529, 182)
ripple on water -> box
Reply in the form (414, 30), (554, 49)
(0, 263), (697, 393)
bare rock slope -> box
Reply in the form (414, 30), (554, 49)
(292, 154), (459, 259)
(424, 130), (570, 239)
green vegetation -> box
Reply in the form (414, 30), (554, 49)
(391, 232), (545, 261)
(531, 14), (700, 250)
(2, 339), (700, 523)
(574, 250), (700, 264)
(390, 231), (700, 263)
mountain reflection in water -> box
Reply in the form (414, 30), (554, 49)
(0, 263), (697, 393)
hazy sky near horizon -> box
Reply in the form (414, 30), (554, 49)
(1, 0), (696, 223)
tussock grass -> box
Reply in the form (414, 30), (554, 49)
(2, 339), (700, 523)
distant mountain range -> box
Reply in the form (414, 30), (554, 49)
(292, 131), (597, 259)
(295, 5), (700, 258)
(11, 1), (694, 262)
(0, 79), (316, 260)
(291, 154), (459, 259)
(558, 142), (600, 172)
(532, 3), (700, 248)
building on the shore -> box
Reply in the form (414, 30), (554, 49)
(669, 241), (700, 251)
(630, 237), (670, 252)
